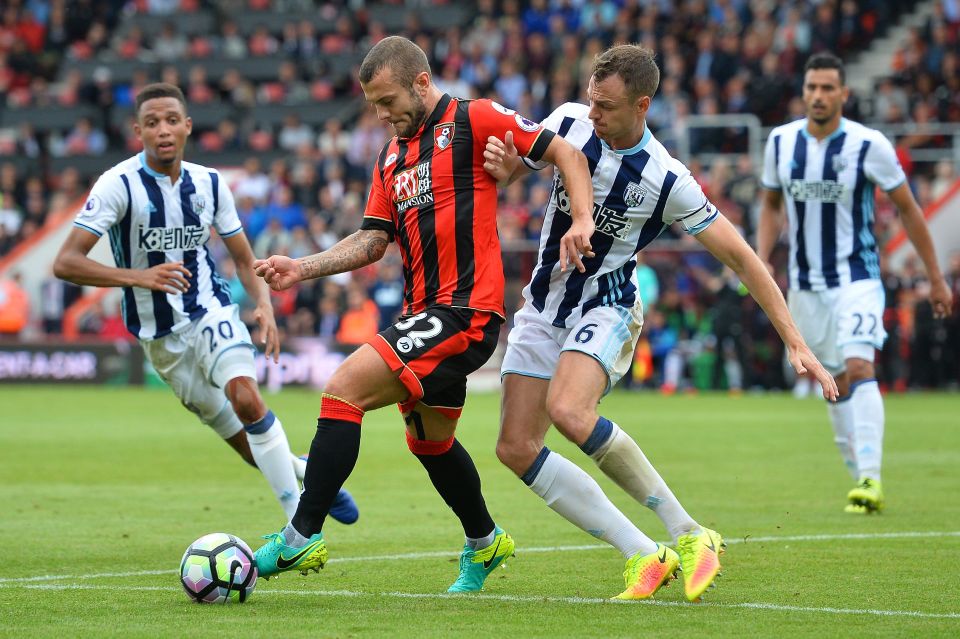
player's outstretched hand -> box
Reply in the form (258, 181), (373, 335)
(787, 343), (839, 401)
(253, 300), (280, 363)
(142, 261), (191, 294)
(483, 131), (519, 185)
(929, 278), (954, 319)
(559, 217), (595, 273)
(253, 255), (300, 291)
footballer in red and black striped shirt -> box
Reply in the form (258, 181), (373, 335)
(361, 93), (554, 319)
(251, 36), (595, 590)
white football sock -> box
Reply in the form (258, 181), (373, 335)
(590, 423), (698, 543)
(850, 380), (884, 482)
(466, 528), (496, 550)
(527, 449), (656, 558)
(245, 411), (301, 519)
(827, 397), (858, 479)
(282, 522), (310, 546)
(291, 454), (307, 482)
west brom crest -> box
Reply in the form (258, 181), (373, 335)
(189, 193), (206, 215)
(434, 123), (455, 150)
(623, 182), (648, 208)
(831, 154), (848, 173)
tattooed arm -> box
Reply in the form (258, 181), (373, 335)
(253, 229), (390, 291)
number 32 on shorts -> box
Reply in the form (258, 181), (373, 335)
(394, 312), (443, 353)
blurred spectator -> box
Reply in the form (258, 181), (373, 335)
(234, 157), (271, 204)
(39, 270), (83, 335)
(246, 185), (306, 240)
(278, 114), (314, 152)
(493, 58), (527, 109)
(316, 294), (341, 340)
(308, 215), (338, 252)
(635, 253), (659, 311)
(434, 64), (474, 100)
(369, 260), (405, 331)
(218, 21), (247, 59)
(336, 286), (379, 346)
(59, 117), (108, 156)
(0, 272), (30, 338)
(930, 160), (956, 200)
(186, 65), (216, 104)
(317, 118), (351, 158)
(48, 167), (85, 213)
(154, 22), (187, 62)
(0, 191), (21, 237)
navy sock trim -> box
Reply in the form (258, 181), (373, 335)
(245, 409), (276, 434)
(520, 446), (551, 486)
(835, 393), (853, 403)
(579, 416), (614, 455)
(849, 378), (878, 395)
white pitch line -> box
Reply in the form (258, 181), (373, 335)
(1, 530), (958, 585)
(2, 583), (958, 620)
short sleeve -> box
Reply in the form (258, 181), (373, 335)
(863, 133), (907, 192)
(468, 99), (555, 163)
(664, 172), (719, 235)
(212, 172), (243, 237)
(760, 132), (782, 191)
(360, 162), (395, 240)
(72, 172), (129, 237)
(522, 103), (571, 172)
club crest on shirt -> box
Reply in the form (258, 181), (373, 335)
(623, 182), (648, 208)
(831, 154), (848, 173)
(189, 194), (206, 215)
(434, 123), (455, 151)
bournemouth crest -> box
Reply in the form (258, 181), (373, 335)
(623, 181), (648, 208)
(434, 123), (455, 151)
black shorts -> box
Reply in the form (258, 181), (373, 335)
(369, 305), (502, 419)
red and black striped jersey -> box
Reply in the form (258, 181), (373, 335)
(361, 94), (555, 318)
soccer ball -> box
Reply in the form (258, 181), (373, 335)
(179, 533), (258, 603)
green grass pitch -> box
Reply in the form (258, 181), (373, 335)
(1, 386), (958, 638)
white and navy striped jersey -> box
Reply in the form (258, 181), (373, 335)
(73, 153), (242, 340)
(761, 118), (906, 291)
(521, 102), (719, 328)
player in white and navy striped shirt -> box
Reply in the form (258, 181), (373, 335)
(484, 45), (836, 601)
(53, 83), (357, 524)
(758, 53), (953, 514)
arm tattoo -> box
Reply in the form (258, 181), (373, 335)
(298, 230), (388, 280)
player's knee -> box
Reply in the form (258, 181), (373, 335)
(545, 399), (591, 442)
(225, 377), (267, 425)
(845, 358), (874, 382)
(495, 437), (538, 476)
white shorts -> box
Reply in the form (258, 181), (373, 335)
(501, 299), (644, 394)
(142, 304), (256, 432)
(788, 279), (887, 375)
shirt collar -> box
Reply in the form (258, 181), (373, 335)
(599, 122), (652, 155)
(138, 151), (183, 180)
(801, 117), (846, 142)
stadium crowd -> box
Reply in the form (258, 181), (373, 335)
(1, 0), (958, 390)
